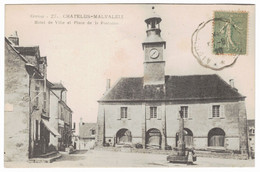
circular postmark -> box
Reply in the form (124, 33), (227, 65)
(191, 12), (248, 70)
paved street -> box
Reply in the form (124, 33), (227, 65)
(5, 150), (254, 168)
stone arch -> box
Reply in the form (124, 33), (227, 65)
(208, 128), (225, 147)
(146, 128), (162, 149)
(176, 128), (194, 148)
(116, 128), (132, 144)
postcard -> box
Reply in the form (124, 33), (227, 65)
(4, 4), (255, 167)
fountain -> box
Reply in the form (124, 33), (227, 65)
(167, 109), (197, 164)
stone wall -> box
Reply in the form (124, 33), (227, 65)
(4, 41), (30, 162)
(98, 99), (247, 152)
(166, 101), (241, 150)
(49, 91), (60, 149)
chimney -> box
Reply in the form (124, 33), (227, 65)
(80, 117), (83, 125)
(106, 79), (111, 91)
(229, 79), (235, 88)
(8, 31), (19, 46)
(229, 79), (238, 92)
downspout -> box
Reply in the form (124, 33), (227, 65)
(28, 71), (36, 159)
(28, 74), (32, 158)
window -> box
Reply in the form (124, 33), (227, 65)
(91, 129), (96, 135)
(120, 107), (127, 118)
(43, 92), (47, 109)
(60, 107), (64, 120)
(212, 105), (220, 117)
(150, 107), (157, 118)
(181, 106), (189, 118)
(249, 128), (255, 135)
(35, 120), (39, 141)
(34, 86), (40, 106)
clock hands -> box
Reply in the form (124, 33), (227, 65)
(151, 50), (157, 56)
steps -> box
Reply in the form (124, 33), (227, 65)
(28, 151), (61, 163)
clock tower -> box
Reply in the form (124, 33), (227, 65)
(143, 7), (166, 86)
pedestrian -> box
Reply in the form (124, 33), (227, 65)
(187, 150), (193, 165)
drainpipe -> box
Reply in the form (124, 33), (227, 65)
(28, 71), (36, 159)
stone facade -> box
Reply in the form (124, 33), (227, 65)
(247, 120), (255, 158)
(4, 35), (73, 162)
(49, 84), (73, 151)
(4, 38), (30, 161)
(77, 121), (96, 150)
(97, 100), (247, 151)
(97, 10), (248, 155)
(4, 37), (52, 161)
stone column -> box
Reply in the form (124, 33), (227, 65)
(178, 110), (185, 156)
(238, 101), (249, 156)
(161, 103), (166, 150)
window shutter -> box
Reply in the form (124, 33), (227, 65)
(146, 106), (150, 120)
(208, 104), (212, 119)
(128, 107), (131, 120)
(177, 107), (180, 120)
(220, 105), (225, 118)
(157, 106), (162, 120)
(117, 107), (121, 120)
(189, 106), (192, 119)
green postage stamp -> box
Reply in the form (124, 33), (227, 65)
(213, 11), (248, 55)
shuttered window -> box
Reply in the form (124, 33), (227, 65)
(150, 107), (157, 118)
(181, 106), (188, 118)
(120, 107), (127, 118)
(212, 105), (220, 117)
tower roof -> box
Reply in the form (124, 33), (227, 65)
(145, 6), (162, 24)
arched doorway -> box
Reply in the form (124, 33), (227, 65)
(146, 128), (161, 149)
(176, 128), (193, 148)
(208, 128), (225, 147)
(116, 128), (132, 144)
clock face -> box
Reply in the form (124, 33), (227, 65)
(149, 49), (159, 59)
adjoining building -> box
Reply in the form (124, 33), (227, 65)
(49, 83), (73, 151)
(247, 119), (255, 158)
(97, 10), (248, 155)
(77, 119), (96, 150)
(4, 33), (72, 162)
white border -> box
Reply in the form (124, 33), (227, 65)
(0, 0), (258, 172)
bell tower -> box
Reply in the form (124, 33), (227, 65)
(142, 7), (166, 86)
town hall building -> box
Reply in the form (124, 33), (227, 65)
(97, 9), (248, 154)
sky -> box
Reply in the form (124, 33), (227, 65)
(5, 4), (255, 125)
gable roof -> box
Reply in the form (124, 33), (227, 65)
(79, 123), (97, 139)
(5, 37), (28, 63)
(6, 37), (54, 88)
(99, 74), (244, 102)
(14, 46), (40, 57)
(51, 83), (67, 91)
